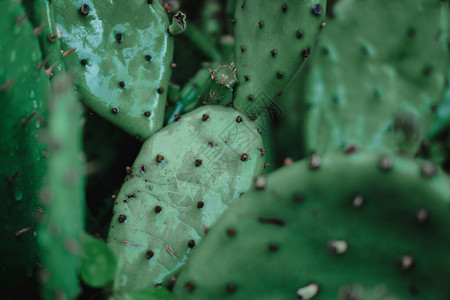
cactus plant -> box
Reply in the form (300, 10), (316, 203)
(38, 75), (85, 300)
(174, 152), (450, 299)
(0, 0), (50, 291)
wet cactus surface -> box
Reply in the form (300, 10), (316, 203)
(1, 0), (450, 299)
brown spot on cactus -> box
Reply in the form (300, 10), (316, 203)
(116, 32), (123, 44)
(327, 240), (348, 255)
(277, 72), (283, 79)
(420, 161), (437, 178)
(119, 81), (126, 88)
(139, 165), (147, 173)
(226, 284), (237, 293)
(118, 214), (127, 223)
(144, 111), (151, 117)
(398, 255), (415, 271)
(188, 240), (195, 248)
(185, 282), (195, 291)
(248, 95), (253, 101)
(146, 250), (154, 259)
(197, 201), (204, 209)
(268, 243), (279, 252)
(259, 148), (266, 156)
(282, 5), (287, 13)
(154, 205), (162, 213)
(145, 55), (152, 61)
(171, 63), (177, 69)
(258, 22), (263, 29)
(240, 46), (246, 52)
(236, 116), (243, 123)
(157, 87), (164, 94)
(302, 48), (311, 60)
(195, 159), (202, 167)
(352, 195), (364, 208)
(156, 154), (164, 163)
(241, 153), (249, 161)
(202, 114), (209, 121)
(257, 217), (285, 227)
(80, 59), (87, 66)
(312, 4), (323, 16)
(226, 228), (236, 236)
(111, 108), (118, 114)
(244, 75), (249, 81)
(79, 4), (90, 16)
(271, 50), (277, 57)
(125, 166), (132, 173)
(308, 153), (322, 169)
(147, 0), (153, 4)
(344, 145), (357, 154)
(174, 114), (181, 121)
(296, 31), (303, 39)
(264, 163), (270, 168)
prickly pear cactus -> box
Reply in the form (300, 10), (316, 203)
(174, 153), (450, 299)
(0, 0), (50, 288)
(107, 105), (265, 293)
(53, 0), (178, 139)
(232, 0), (326, 115)
(38, 76), (85, 300)
(304, 0), (449, 155)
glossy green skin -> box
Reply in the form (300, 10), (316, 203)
(38, 76), (85, 300)
(0, 0), (50, 288)
(304, 0), (449, 155)
(54, 0), (173, 139)
(107, 105), (265, 292)
(233, 0), (326, 115)
(174, 153), (450, 299)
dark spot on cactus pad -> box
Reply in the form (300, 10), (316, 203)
(144, 111), (151, 117)
(407, 28), (416, 38)
(296, 31), (303, 39)
(259, 148), (266, 156)
(202, 114), (209, 121)
(258, 128), (263, 134)
(139, 165), (147, 173)
(116, 32), (123, 44)
(195, 159), (202, 167)
(111, 108), (118, 114)
(344, 145), (357, 154)
(378, 155), (393, 171)
(277, 72), (283, 79)
(271, 50), (277, 57)
(145, 55), (152, 61)
(80, 59), (87, 66)
(80, 4), (89, 16)
(127, 194), (136, 198)
(185, 282), (195, 291)
(420, 161), (437, 178)
(147, 0), (153, 4)
(188, 240), (195, 248)
(236, 116), (243, 123)
(174, 114), (181, 121)
(226, 228), (236, 236)
(416, 209), (429, 224)
(258, 22), (263, 29)
(248, 95), (253, 101)
(240, 46), (246, 52)
(282, 5), (287, 13)
(327, 240), (348, 255)
(302, 48), (311, 60)
(308, 153), (322, 169)
(423, 66), (432, 76)
(257, 217), (285, 227)
(197, 201), (204, 209)
(154, 205), (162, 213)
(351, 195), (364, 208)
(118, 214), (127, 223)
(244, 75), (249, 81)
(226, 284), (237, 293)
(146, 250), (154, 259)
(312, 4), (323, 16)
(231, 19), (236, 25)
(157, 87), (164, 94)
(398, 255), (415, 271)
(241, 153), (249, 161)
(268, 243), (279, 252)
(171, 63), (177, 69)
(119, 81), (125, 88)
(156, 154), (164, 163)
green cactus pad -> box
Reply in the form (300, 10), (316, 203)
(304, 0), (449, 155)
(232, 0), (326, 115)
(107, 105), (265, 292)
(174, 153), (450, 299)
(0, 0), (50, 288)
(38, 76), (85, 300)
(53, 0), (174, 139)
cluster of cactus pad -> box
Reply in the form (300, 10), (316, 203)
(1, 0), (449, 299)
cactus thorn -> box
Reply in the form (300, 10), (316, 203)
(21, 111), (37, 127)
(32, 22), (46, 36)
(62, 48), (77, 58)
(297, 283), (320, 299)
(1, 79), (14, 92)
(14, 12), (29, 25)
(45, 61), (59, 78)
